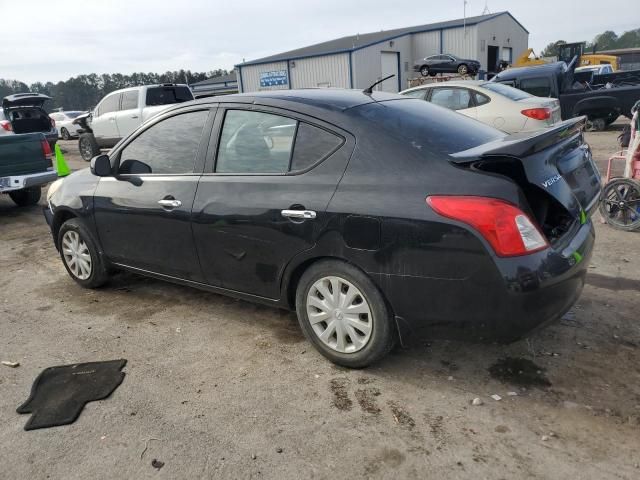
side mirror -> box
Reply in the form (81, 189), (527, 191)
(90, 154), (112, 177)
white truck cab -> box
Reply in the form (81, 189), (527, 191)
(78, 84), (193, 161)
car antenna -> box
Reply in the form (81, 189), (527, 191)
(362, 74), (395, 94)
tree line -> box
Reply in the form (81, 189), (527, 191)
(541, 28), (640, 58)
(0, 69), (229, 112)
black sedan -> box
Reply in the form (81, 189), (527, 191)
(44, 89), (600, 367)
(414, 54), (481, 76)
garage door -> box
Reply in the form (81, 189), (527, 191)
(380, 52), (399, 93)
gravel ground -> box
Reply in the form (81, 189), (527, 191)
(1, 123), (639, 479)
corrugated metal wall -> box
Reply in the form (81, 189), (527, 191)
(442, 26), (478, 60)
(352, 34), (412, 92)
(475, 15), (528, 71)
(239, 61), (288, 92)
(289, 54), (350, 88)
(411, 31), (441, 58)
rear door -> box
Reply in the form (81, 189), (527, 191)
(93, 107), (213, 280)
(115, 89), (141, 138)
(192, 106), (354, 298)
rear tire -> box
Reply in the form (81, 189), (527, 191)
(79, 133), (100, 161)
(58, 218), (109, 288)
(9, 187), (41, 206)
(586, 117), (606, 132)
(295, 260), (395, 368)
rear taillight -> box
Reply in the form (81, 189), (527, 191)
(50, 117), (56, 128)
(521, 107), (551, 120)
(427, 196), (548, 257)
(0, 120), (12, 132)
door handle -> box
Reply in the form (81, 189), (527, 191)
(281, 209), (316, 219)
(158, 199), (182, 208)
(130, 115), (138, 119)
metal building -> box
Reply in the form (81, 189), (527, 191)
(190, 72), (238, 98)
(237, 11), (528, 93)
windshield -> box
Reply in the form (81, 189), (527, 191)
(480, 82), (532, 101)
(353, 98), (504, 155)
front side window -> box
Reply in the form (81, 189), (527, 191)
(97, 93), (120, 116)
(518, 77), (552, 97)
(118, 110), (208, 175)
(429, 88), (473, 110)
(121, 91), (139, 110)
(216, 110), (343, 174)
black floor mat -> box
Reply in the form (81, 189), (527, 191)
(17, 359), (126, 431)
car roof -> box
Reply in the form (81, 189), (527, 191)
(189, 88), (408, 112)
(401, 80), (485, 93)
(492, 62), (566, 82)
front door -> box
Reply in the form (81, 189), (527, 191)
(192, 107), (353, 299)
(93, 108), (212, 281)
(92, 92), (121, 144)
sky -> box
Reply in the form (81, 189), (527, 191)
(0, 0), (638, 84)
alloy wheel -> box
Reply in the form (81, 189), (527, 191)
(306, 276), (373, 354)
(61, 230), (92, 280)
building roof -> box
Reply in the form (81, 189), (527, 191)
(239, 12), (527, 67)
(598, 47), (640, 55)
(191, 72), (237, 87)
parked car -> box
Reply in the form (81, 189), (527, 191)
(491, 60), (640, 130)
(50, 111), (85, 140)
(1, 93), (58, 148)
(414, 54), (481, 77)
(77, 84), (194, 161)
(400, 81), (561, 133)
(45, 89), (600, 367)
(1, 132), (57, 206)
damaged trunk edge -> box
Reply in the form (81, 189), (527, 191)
(451, 117), (601, 245)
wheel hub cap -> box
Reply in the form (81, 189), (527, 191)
(61, 231), (92, 280)
(306, 276), (373, 354)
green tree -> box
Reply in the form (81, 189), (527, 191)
(540, 40), (566, 58)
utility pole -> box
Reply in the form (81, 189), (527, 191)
(463, 1), (468, 36)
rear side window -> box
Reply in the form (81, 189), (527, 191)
(518, 77), (552, 97)
(401, 89), (427, 99)
(474, 91), (491, 106)
(291, 123), (343, 171)
(429, 88), (473, 110)
(118, 110), (208, 174)
(216, 110), (342, 174)
(482, 82), (531, 101)
(145, 86), (193, 106)
(121, 91), (139, 110)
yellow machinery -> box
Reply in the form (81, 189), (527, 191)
(514, 43), (619, 70)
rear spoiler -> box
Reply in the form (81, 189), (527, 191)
(450, 116), (586, 163)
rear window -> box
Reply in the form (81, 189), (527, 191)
(481, 82), (532, 101)
(354, 99), (504, 155)
(518, 77), (552, 97)
(145, 86), (193, 106)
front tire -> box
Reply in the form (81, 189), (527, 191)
(61, 127), (71, 140)
(79, 133), (100, 161)
(58, 218), (109, 288)
(458, 64), (469, 75)
(9, 187), (41, 206)
(295, 260), (395, 368)
(420, 66), (430, 77)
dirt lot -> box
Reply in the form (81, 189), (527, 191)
(1, 126), (639, 479)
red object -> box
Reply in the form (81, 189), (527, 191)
(0, 120), (12, 132)
(41, 139), (52, 158)
(521, 108), (551, 120)
(427, 196), (548, 257)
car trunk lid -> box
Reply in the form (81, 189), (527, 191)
(2, 93), (51, 109)
(450, 116), (601, 243)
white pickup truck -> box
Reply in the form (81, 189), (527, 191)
(76, 84), (194, 160)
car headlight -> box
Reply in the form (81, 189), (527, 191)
(46, 178), (64, 202)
